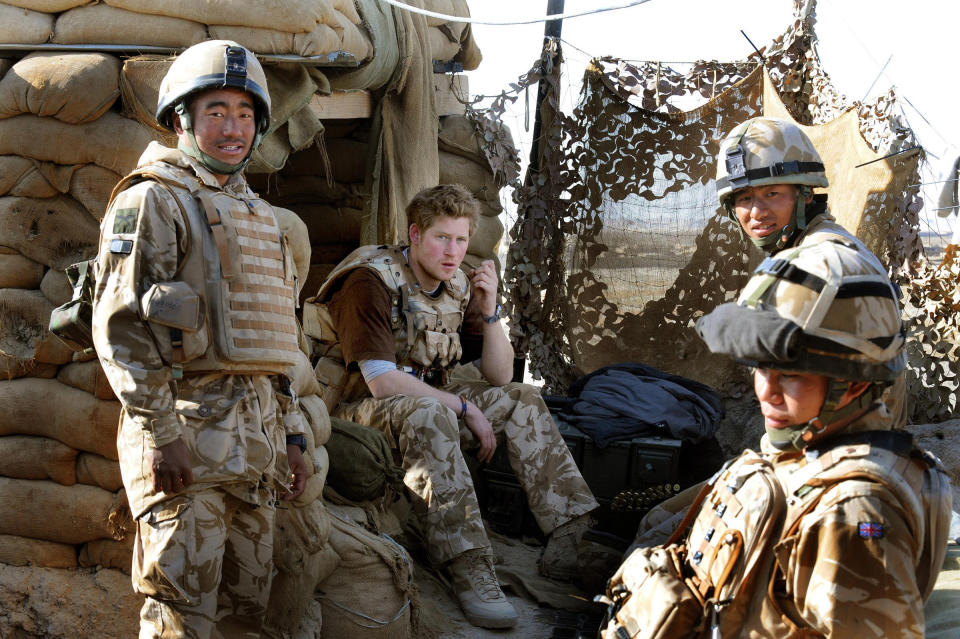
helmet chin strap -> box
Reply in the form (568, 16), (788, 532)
(175, 103), (262, 176)
(748, 187), (810, 252)
(766, 381), (881, 452)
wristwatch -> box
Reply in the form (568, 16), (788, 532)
(481, 303), (502, 324)
(286, 434), (307, 454)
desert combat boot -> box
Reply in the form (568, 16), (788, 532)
(447, 548), (519, 628)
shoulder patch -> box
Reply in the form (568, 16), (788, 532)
(110, 238), (134, 255)
(858, 522), (884, 539)
(112, 207), (139, 235)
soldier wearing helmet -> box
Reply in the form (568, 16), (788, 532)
(91, 41), (308, 638)
(600, 239), (951, 638)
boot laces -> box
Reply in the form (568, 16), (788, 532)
(466, 552), (504, 600)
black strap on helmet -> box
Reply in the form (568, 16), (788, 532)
(224, 45), (247, 87)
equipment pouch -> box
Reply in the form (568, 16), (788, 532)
(141, 281), (208, 363)
(600, 544), (704, 639)
(48, 259), (96, 353)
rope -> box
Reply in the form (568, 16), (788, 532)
(376, 0), (656, 25)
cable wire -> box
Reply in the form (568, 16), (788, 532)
(376, 0), (655, 25)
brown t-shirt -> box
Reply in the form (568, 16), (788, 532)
(327, 268), (484, 368)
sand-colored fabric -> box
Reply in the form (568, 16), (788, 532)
(0, 195), (99, 270)
(0, 378), (120, 459)
(39, 267), (71, 307)
(468, 213), (503, 260)
(438, 150), (499, 204)
(274, 205), (311, 292)
(0, 534), (77, 569)
(4, 0), (89, 9)
(75, 452), (123, 491)
(0, 252), (44, 289)
(295, 204), (364, 244)
(53, 4), (207, 48)
(287, 349), (322, 399)
(210, 22), (340, 58)
(329, 0), (400, 92)
(0, 355), (57, 381)
(301, 393), (333, 447)
(0, 288), (74, 365)
(0, 113), (157, 176)
(0, 477), (125, 544)
(286, 137), (367, 182)
(0, 52), (121, 124)
(56, 360), (116, 401)
(103, 0), (341, 32)
(0, 435), (78, 486)
(762, 68), (911, 261)
(0, 156), (58, 198)
(0, 3), (53, 44)
(68, 164), (121, 219)
(78, 537), (132, 573)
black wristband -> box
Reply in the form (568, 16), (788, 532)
(286, 434), (307, 453)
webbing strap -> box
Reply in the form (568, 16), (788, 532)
(752, 257), (898, 301)
(197, 191), (235, 278)
(716, 160), (825, 192)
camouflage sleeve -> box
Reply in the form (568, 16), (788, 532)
(92, 181), (188, 449)
(787, 484), (925, 638)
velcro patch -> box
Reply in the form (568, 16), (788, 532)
(110, 239), (133, 255)
(858, 522), (884, 539)
(112, 208), (139, 234)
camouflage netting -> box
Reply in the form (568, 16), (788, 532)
(499, 0), (935, 414)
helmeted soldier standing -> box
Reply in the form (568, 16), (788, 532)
(305, 184), (598, 629)
(91, 40), (308, 639)
(599, 238), (951, 638)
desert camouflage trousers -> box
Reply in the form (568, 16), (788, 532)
(336, 378), (599, 564)
(133, 487), (275, 639)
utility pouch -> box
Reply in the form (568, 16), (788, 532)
(141, 281), (208, 363)
(48, 259), (96, 353)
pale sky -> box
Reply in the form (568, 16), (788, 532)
(464, 0), (958, 237)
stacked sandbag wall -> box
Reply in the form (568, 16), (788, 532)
(1, 0), (372, 62)
(422, 0), (482, 70)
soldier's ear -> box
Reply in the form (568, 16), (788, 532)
(837, 381), (871, 408)
(409, 223), (421, 246)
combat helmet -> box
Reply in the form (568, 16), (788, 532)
(696, 237), (905, 450)
(156, 40), (271, 174)
(716, 117), (829, 251)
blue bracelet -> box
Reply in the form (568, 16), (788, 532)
(458, 396), (468, 419)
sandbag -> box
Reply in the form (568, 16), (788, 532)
(0, 435), (78, 486)
(40, 267), (71, 307)
(247, 125), (292, 174)
(0, 288), (74, 365)
(57, 360), (116, 400)
(274, 206), (311, 293)
(0, 52), (121, 124)
(264, 175), (366, 209)
(0, 477), (125, 544)
(318, 508), (415, 639)
(286, 349), (322, 399)
(0, 156), (58, 198)
(0, 195), (100, 269)
(0, 533), (77, 569)
(468, 214), (503, 260)
(0, 249), (44, 289)
(0, 113), (156, 176)
(296, 204), (363, 244)
(328, 9), (374, 61)
(3, 0), (90, 10)
(438, 114), (484, 160)
(118, 56), (173, 135)
(0, 378), (121, 459)
(69, 164), (121, 218)
(301, 393), (332, 447)
(0, 354), (57, 381)
(438, 150), (500, 203)
(287, 137), (367, 182)
(53, 4), (207, 48)
(104, 0), (339, 32)
(332, 0), (361, 25)
(461, 252), (501, 279)
(427, 26), (461, 63)
(76, 452), (123, 491)
(0, 3), (53, 44)
(79, 537), (132, 573)
(211, 22), (342, 58)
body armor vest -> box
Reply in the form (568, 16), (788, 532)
(310, 244), (470, 374)
(132, 162), (300, 375)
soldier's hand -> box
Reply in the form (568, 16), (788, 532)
(147, 438), (195, 495)
(469, 260), (498, 318)
(464, 401), (497, 463)
(284, 444), (309, 500)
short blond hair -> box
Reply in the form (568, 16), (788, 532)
(406, 184), (479, 238)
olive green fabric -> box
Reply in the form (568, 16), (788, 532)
(324, 417), (404, 502)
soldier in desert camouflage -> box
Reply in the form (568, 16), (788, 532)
(91, 41), (308, 638)
(305, 184), (598, 629)
(600, 238), (951, 638)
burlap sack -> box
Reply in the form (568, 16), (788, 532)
(69, 164), (121, 218)
(427, 26), (461, 63)
(105, 0), (338, 32)
(57, 360), (116, 400)
(0, 156), (58, 198)
(300, 393), (332, 447)
(0, 354), (57, 381)
(296, 204), (363, 244)
(0, 288), (74, 365)
(0, 249), (44, 289)
(3, 0), (90, 10)
(0, 195), (99, 269)
(438, 114), (484, 160)
(468, 213), (503, 259)
(0, 477), (126, 544)
(0, 435), (78, 485)
(318, 508), (415, 639)
(210, 22), (341, 58)
(328, 9), (374, 61)
(0, 52), (121, 124)
(0, 533), (77, 569)
(40, 267), (71, 306)
(263, 175), (366, 210)
(76, 452), (123, 491)
(0, 3), (54, 44)
(461, 251), (501, 278)
(247, 126), (292, 174)
(0, 113), (156, 176)
(0, 378), (120, 459)
(79, 537), (133, 573)
(438, 150), (499, 204)
(287, 137), (367, 182)
(332, 0), (361, 25)
(53, 4), (207, 48)
(274, 206), (311, 292)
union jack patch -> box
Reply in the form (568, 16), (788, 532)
(858, 522), (884, 539)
